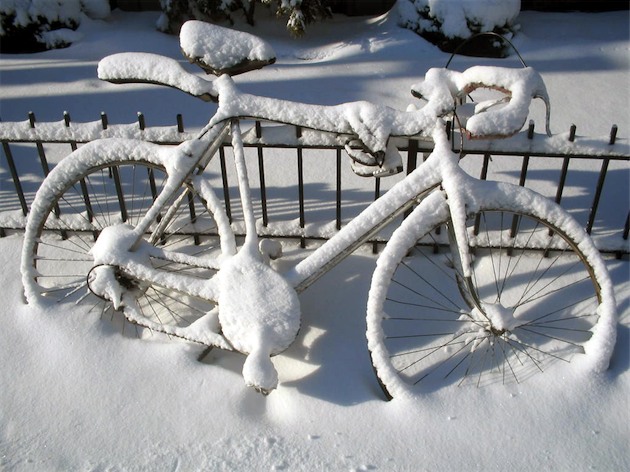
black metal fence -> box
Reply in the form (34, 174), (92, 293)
(1, 112), (628, 255)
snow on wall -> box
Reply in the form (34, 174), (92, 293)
(397, 0), (520, 38)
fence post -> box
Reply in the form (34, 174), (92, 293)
(508, 120), (535, 249)
(219, 147), (232, 223)
(336, 148), (342, 230)
(296, 126), (305, 248)
(586, 125), (617, 235)
(403, 139), (418, 220)
(554, 124), (575, 206)
(29, 112), (53, 177)
(372, 177), (381, 254)
(1, 141), (28, 216)
(256, 121), (269, 227)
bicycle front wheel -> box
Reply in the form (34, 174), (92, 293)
(367, 185), (616, 399)
(21, 139), (234, 339)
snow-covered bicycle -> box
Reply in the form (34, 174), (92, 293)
(21, 21), (617, 398)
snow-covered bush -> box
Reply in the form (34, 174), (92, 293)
(0, 0), (110, 53)
(157, 0), (331, 36)
(397, 0), (521, 57)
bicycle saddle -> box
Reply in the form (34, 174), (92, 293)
(180, 20), (276, 76)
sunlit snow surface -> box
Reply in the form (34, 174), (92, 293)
(1, 8), (628, 471)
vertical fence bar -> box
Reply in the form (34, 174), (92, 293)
(549, 125), (575, 238)
(336, 148), (342, 230)
(618, 211), (629, 259)
(473, 153), (492, 236)
(509, 121), (534, 243)
(29, 112), (53, 176)
(586, 157), (610, 235)
(406, 139), (418, 174)
(176, 113), (199, 243)
(147, 167), (159, 214)
(35, 112), (65, 236)
(609, 124), (618, 145)
(554, 124), (575, 205)
(517, 121), (534, 188)
(404, 139), (418, 219)
(30, 111), (62, 223)
(219, 147), (232, 223)
(479, 153), (491, 181)
(99, 112), (128, 226)
(137, 112), (146, 131)
(65, 112), (96, 238)
(111, 166), (128, 223)
(64, 111), (78, 151)
(1, 141), (28, 216)
(296, 126), (305, 248)
(187, 190), (201, 245)
(372, 177), (381, 254)
(586, 125), (617, 235)
(256, 121), (269, 227)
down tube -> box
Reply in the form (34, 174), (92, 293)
(286, 169), (442, 293)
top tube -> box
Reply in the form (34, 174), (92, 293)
(202, 65), (550, 154)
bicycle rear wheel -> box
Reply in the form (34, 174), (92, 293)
(21, 139), (234, 341)
(367, 186), (616, 399)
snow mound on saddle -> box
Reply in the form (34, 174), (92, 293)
(180, 21), (276, 76)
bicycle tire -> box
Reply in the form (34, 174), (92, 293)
(21, 138), (235, 342)
(367, 183), (616, 399)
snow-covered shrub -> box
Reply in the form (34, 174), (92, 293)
(157, 0), (331, 36)
(397, 0), (521, 57)
(0, 0), (110, 53)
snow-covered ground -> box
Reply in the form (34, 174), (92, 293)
(1, 7), (629, 471)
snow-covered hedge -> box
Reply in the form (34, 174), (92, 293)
(157, 0), (331, 36)
(0, 0), (110, 53)
(397, 0), (521, 57)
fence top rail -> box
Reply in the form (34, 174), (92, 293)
(1, 117), (628, 160)
(453, 124), (629, 160)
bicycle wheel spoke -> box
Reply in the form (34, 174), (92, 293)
(389, 278), (460, 315)
(151, 286), (208, 319)
(508, 345), (564, 373)
(517, 273), (592, 309)
(517, 245), (579, 305)
(392, 331), (469, 375)
(401, 258), (462, 311)
(384, 295), (464, 315)
(497, 337), (518, 384)
(413, 338), (474, 384)
(515, 326), (586, 349)
(526, 311), (596, 326)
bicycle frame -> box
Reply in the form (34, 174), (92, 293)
(22, 22), (616, 396)
(92, 116), (470, 303)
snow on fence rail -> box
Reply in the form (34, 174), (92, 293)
(0, 112), (628, 255)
